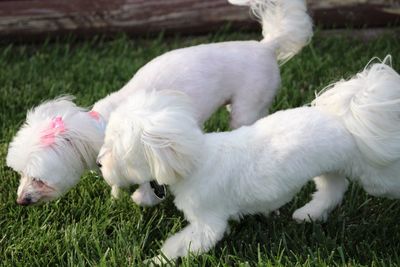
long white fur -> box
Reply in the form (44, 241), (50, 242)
(7, 0), (312, 205)
(228, 0), (312, 63)
(99, 57), (400, 263)
(313, 56), (400, 167)
(7, 97), (103, 201)
(293, 56), (400, 221)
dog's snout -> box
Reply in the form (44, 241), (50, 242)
(96, 160), (102, 168)
(17, 196), (32, 206)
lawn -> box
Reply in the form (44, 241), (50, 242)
(1, 30), (400, 266)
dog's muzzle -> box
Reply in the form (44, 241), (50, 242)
(16, 196), (33, 206)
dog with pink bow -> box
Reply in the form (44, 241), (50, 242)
(7, 0), (312, 206)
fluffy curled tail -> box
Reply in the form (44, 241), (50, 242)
(313, 55), (400, 167)
(229, 0), (313, 63)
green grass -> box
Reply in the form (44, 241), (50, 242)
(1, 30), (400, 266)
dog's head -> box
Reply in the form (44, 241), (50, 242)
(7, 96), (104, 205)
(97, 90), (203, 188)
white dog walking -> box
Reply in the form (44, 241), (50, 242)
(97, 57), (400, 263)
(7, 0), (312, 206)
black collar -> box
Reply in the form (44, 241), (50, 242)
(150, 181), (167, 199)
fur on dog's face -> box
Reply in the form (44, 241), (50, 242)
(7, 97), (104, 205)
(97, 139), (153, 188)
(16, 175), (60, 205)
(98, 90), (203, 188)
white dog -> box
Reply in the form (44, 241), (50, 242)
(7, 0), (312, 206)
(97, 57), (400, 263)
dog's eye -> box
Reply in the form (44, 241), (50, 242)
(96, 160), (102, 168)
(33, 179), (46, 188)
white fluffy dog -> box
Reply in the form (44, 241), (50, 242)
(97, 57), (400, 263)
(7, 0), (312, 206)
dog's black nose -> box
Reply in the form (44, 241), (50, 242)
(17, 196), (32, 206)
(96, 160), (102, 168)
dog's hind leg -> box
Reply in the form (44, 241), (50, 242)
(229, 99), (269, 129)
(292, 172), (348, 222)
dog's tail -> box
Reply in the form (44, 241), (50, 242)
(313, 55), (400, 167)
(229, 0), (313, 64)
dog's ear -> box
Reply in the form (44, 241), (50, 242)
(141, 112), (202, 185)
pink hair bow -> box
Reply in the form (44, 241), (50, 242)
(88, 110), (106, 132)
(88, 110), (100, 121)
(41, 116), (65, 146)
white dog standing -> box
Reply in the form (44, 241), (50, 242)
(97, 57), (400, 263)
(7, 0), (312, 206)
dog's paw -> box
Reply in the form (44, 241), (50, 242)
(143, 255), (171, 266)
(292, 206), (328, 223)
(111, 185), (120, 199)
(131, 189), (163, 207)
(261, 209), (280, 218)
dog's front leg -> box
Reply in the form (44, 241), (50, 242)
(131, 183), (164, 207)
(148, 218), (228, 264)
(111, 185), (120, 199)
